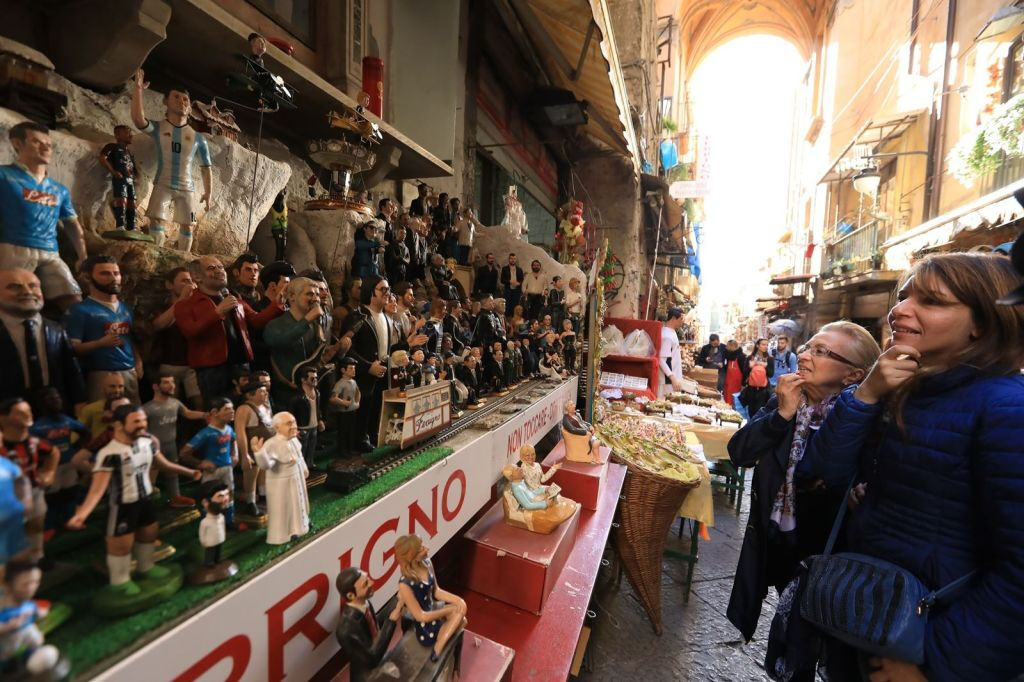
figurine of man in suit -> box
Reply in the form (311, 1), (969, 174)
(335, 566), (402, 682)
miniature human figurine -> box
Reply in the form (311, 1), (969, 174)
(270, 190), (288, 261)
(443, 352), (465, 415)
(29, 387), (88, 529)
(408, 348), (425, 388)
(252, 412), (310, 545)
(335, 566), (402, 682)
(0, 561), (67, 677)
(329, 358), (360, 460)
(0, 122), (87, 312)
(500, 465), (578, 535)
(394, 534), (467, 663)
(190, 480), (239, 584)
(385, 225), (410, 285)
(131, 69), (213, 252)
(68, 404), (201, 596)
(0, 441), (28, 576)
(180, 398), (239, 529)
(233, 381), (273, 518)
(517, 444), (561, 496)
(561, 401), (601, 464)
(143, 373), (206, 510)
(560, 318), (577, 373)
(423, 353), (439, 385)
(263, 276), (325, 408)
(290, 366), (324, 473)
(522, 260), (546, 322)
(389, 349), (410, 397)
(99, 124), (141, 235)
(503, 342), (517, 388)
(456, 354), (481, 407)
(484, 349), (506, 394)
(547, 276), (566, 332)
(0, 398), (57, 563)
(566, 277), (583, 333)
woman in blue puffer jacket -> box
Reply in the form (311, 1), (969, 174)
(799, 252), (1024, 682)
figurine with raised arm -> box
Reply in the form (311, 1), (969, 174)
(67, 404), (201, 609)
(190, 480), (239, 584)
(561, 401), (601, 463)
(335, 566), (402, 682)
(131, 69), (212, 252)
(0, 561), (68, 678)
(500, 465), (577, 534)
(393, 534), (466, 663)
(252, 412), (310, 545)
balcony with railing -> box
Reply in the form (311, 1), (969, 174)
(821, 218), (901, 290)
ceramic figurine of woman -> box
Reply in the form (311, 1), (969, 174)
(393, 535), (466, 662)
(501, 465), (578, 534)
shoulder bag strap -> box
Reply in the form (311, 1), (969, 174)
(822, 477), (856, 556)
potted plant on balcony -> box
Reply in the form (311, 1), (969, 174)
(948, 92), (1024, 184)
(870, 249), (884, 270)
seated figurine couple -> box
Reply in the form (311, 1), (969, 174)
(501, 444), (577, 534)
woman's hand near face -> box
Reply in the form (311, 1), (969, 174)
(854, 345), (921, 404)
(775, 373), (805, 421)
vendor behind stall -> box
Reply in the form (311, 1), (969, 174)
(658, 308), (685, 398)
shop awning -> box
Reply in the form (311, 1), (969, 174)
(153, 0), (453, 180)
(819, 111), (925, 184)
(510, 0), (640, 172)
(884, 177), (1024, 268)
(769, 273), (815, 285)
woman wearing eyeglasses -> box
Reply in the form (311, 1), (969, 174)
(794, 253), (1024, 682)
(726, 321), (881, 661)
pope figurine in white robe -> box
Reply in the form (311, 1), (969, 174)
(252, 412), (311, 545)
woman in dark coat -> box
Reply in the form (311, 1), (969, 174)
(739, 338), (775, 417)
(798, 253), (1024, 682)
(726, 322), (880, 655)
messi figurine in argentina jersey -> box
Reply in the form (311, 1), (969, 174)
(131, 69), (213, 253)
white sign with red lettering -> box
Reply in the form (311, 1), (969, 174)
(490, 379), (577, 476)
(96, 429), (492, 682)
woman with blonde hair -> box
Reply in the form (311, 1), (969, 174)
(797, 253), (1024, 681)
(393, 534), (467, 662)
(727, 320), (881, 656)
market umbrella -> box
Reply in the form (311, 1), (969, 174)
(768, 319), (802, 337)
(611, 454), (698, 635)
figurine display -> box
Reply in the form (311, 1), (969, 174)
(560, 319), (578, 373)
(422, 353), (438, 385)
(500, 465), (578, 534)
(270, 190), (288, 261)
(252, 412), (311, 545)
(190, 481), (239, 584)
(142, 374), (207, 510)
(0, 561), (68, 678)
(289, 366), (323, 473)
(98, 125), (146, 239)
(503, 342), (517, 387)
(131, 69), (213, 252)
(233, 381), (273, 518)
(562, 401), (601, 464)
(335, 567), (401, 682)
(408, 348), (425, 388)
(500, 185), (528, 240)
(389, 350), (410, 397)
(547, 276), (566, 331)
(67, 404), (200, 606)
(483, 349), (507, 395)
(0, 398), (57, 563)
(554, 199), (585, 265)
(455, 355), (481, 407)
(393, 534), (466, 662)
(517, 444), (561, 496)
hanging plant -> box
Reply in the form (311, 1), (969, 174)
(948, 93), (1024, 184)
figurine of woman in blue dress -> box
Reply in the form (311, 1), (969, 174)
(394, 534), (467, 662)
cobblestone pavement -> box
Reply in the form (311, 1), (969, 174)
(581, 486), (777, 682)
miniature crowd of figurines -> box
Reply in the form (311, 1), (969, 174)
(335, 534), (467, 682)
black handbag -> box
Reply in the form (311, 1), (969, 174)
(799, 481), (975, 664)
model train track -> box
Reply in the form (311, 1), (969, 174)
(367, 378), (559, 479)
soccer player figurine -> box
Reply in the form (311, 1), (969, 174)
(67, 404), (201, 606)
(29, 387), (89, 528)
(99, 125), (145, 238)
(270, 190), (287, 261)
(0, 123), (87, 312)
(190, 480), (239, 584)
(0, 561), (68, 678)
(180, 398), (239, 530)
(131, 69), (213, 252)
(0, 398), (57, 563)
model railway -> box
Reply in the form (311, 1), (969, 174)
(367, 378), (560, 479)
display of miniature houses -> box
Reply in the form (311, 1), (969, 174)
(189, 99), (242, 142)
(0, 36), (66, 127)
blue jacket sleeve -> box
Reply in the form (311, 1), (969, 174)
(924, 388), (1024, 682)
(727, 396), (792, 469)
(797, 385), (882, 487)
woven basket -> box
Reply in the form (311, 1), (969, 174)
(611, 452), (698, 635)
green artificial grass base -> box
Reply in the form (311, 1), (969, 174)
(93, 564), (185, 618)
(47, 445), (454, 677)
(361, 444), (398, 464)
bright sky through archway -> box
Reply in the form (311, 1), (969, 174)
(691, 36), (805, 335)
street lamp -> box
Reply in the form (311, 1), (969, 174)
(853, 167), (881, 196)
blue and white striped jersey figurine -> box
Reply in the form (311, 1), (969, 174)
(130, 69), (214, 253)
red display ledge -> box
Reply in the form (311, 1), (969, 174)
(459, 463), (626, 681)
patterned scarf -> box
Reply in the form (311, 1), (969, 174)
(770, 392), (839, 533)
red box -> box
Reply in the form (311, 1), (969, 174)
(462, 499), (580, 614)
(541, 443), (610, 511)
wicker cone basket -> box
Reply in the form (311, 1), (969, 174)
(611, 452), (698, 635)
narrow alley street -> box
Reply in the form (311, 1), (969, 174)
(583, 487), (773, 682)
